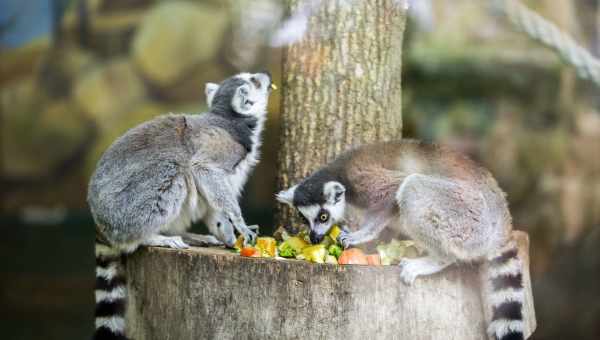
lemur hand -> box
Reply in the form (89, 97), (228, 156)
(337, 227), (356, 249)
(226, 213), (256, 245)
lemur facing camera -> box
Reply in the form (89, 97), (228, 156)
(277, 140), (525, 340)
(87, 72), (274, 340)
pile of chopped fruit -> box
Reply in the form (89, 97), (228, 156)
(234, 225), (422, 266)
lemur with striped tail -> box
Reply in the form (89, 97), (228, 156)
(277, 140), (526, 340)
(88, 72), (275, 340)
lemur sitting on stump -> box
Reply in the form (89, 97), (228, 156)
(88, 72), (275, 340)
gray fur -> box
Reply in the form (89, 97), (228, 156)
(89, 72), (273, 249)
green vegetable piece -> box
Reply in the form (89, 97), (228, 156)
(278, 242), (297, 258)
(328, 244), (343, 259)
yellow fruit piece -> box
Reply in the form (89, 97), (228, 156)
(286, 236), (309, 253)
(233, 235), (245, 250)
(302, 244), (327, 263)
(328, 225), (342, 241)
(256, 237), (277, 257)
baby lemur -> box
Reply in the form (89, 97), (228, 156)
(88, 72), (274, 340)
(277, 140), (525, 340)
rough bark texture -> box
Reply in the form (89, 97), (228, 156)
(277, 0), (405, 227)
(126, 231), (536, 340)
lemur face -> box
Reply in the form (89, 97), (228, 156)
(205, 72), (274, 118)
(277, 181), (346, 244)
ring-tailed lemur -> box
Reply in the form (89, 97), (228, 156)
(88, 72), (274, 340)
(277, 140), (526, 340)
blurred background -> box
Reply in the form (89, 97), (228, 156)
(1, 0), (598, 339)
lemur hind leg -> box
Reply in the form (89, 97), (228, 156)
(395, 174), (495, 283)
(398, 256), (453, 285)
(180, 232), (223, 247)
(142, 234), (189, 249)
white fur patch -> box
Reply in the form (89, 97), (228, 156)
(323, 201), (345, 223)
(488, 319), (524, 339)
(488, 288), (524, 306)
(95, 286), (127, 303)
(95, 316), (125, 332)
(298, 205), (320, 222)
(276, 185), (297, 206)
(96, 263), (119, 280)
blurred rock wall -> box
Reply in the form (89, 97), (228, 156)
(1, 0), (282, 220)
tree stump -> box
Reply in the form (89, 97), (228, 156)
(125, 231), (536, 339)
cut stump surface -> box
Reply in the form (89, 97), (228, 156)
(126, 231), (536, 340)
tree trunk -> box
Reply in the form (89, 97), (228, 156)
(277, 0), (405, 227)
(125, 231), (536, 340)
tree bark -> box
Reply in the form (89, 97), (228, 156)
(126, 231), (536, 340)
(277, 0), (405, 227)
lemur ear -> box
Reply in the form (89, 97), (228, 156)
(205, 83), (219, 108)
(276, 185), (297, 206)
(324, 181), (345, 204)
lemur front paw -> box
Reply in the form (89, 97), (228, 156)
(398, 258), (420, 285)
(229, 218), (256, 245)
(240, 228), (257, 245)
(337, 230), (356, 249)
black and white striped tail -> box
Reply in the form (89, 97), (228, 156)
(94, 242), (129, 340)
(482, 243), (525, 340)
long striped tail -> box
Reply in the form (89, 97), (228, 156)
(94, 241), (129, 340)
(481, 242), (525, 340)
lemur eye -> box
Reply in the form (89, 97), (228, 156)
(319, 212), (329, 222)
(250, 77), (261, 89)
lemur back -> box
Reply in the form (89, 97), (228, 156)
(88, 72), (274, 340)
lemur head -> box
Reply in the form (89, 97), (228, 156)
(205, 72), (274, 118)
(277, 172), (346, 244)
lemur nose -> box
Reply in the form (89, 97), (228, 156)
(309, 230), (323, 244)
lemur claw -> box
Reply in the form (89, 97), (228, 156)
(242, 230), (257, 245)
(337, 230), (353, 249)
